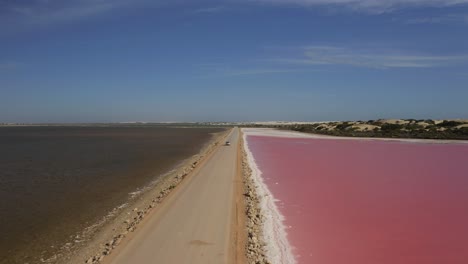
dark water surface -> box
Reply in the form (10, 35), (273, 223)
(0, 126), (224, 263)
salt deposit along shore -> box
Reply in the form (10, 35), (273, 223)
(242, 129), (296, 264)
(245, 127), (468, 144)
(242, 128), (468, 264)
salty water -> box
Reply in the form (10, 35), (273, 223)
(0, 126), (223, 263)
(247, 135), (468, 264)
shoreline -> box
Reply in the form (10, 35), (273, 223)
(241, 129), (295, 264)
(51, 128), (232, 264)
(250, 128), (468, 144)
(243, 127), (468, 264)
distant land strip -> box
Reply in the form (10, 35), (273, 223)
(3, 119), (468, 140)
(247, 119), (468, 140)
(238, 119), (468, 140)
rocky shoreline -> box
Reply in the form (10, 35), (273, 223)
(49, 129), (232, 264)
(240, 132), (270, 264)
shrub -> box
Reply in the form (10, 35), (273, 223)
(437, 121), (462, 128)
(381, 123), (403, 131)
(336, 122), (352, 130)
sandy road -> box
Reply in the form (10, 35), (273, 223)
(107, 128), (241, 264)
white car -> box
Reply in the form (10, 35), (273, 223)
(225, 141), (231, 146)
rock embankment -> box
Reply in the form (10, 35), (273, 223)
(241, 135), (270, 264)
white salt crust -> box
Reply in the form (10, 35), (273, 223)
(243, 129), (297, 264)
(242, 128), (468, 144)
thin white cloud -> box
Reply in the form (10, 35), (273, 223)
(193, 6), (226, 14)
(33, 4), (119, 24)
(2, 0), (149, 27)
(3, 0), (468, 27)
(249, 0), (468, 13)
(272, 46), (468, 68)
(196, 62), (311, 77)
(223, 68), (305, 76)
(397, 13), (468, 24)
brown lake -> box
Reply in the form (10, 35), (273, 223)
(0, 126), (224, 264)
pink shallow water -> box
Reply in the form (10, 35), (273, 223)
(247, 135), (468, 264)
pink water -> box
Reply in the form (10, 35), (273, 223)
(247, 135), (468, 264)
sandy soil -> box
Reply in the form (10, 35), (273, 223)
(233, 134), (247, 264)
(379, 119), (410, 125)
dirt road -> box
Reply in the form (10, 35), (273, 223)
(107, 128), (241, 264)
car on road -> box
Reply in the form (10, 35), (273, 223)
(225, 141), (231, 146)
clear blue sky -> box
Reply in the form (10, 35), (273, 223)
(1, 0), (468, 123)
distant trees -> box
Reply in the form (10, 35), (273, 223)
(336, 122), (352, 130)
(436, 121), (462, 128)
(380, 123), (403, 132)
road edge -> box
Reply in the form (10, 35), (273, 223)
(229, 128), (247, 264)
(240, 128), (269, 264)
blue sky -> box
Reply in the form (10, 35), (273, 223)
(1, 0), (468, 122)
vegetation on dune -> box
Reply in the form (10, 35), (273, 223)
(246, 119), (468, 140)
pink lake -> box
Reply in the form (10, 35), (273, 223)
(246, 135), (468, 264)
